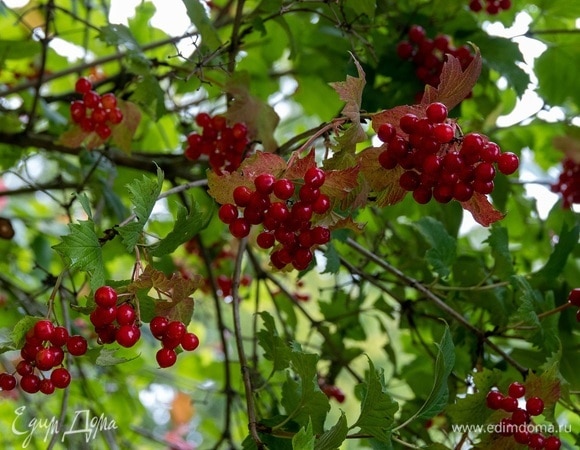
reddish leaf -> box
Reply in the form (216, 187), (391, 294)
(357, 146), (406, 207)
(553, 134), (580, 163)
(329, 53), (367, 149)
(110, 100), (141, 153)
(524, 371), (560, 419)
(421, 46), (482, 110)
(371, 104), (427, 136)
(225, 73), (280, 152)
(460, 193), (505, 227)
(284, 149), (317, 180)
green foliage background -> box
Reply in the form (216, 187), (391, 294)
(0, 0), (578, 449)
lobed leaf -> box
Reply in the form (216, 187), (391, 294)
(460, 192), (505, 227)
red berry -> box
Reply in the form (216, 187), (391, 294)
(165, 321), (186, 340)
(311, 226), (331, 245)
(396, 41), (414, 60)
(426, 102), (448, 123)
(90, 306), (117, 327)
(511, 408), (530, 425)
(149, 316), (169, 339)
(399, 170), (420, 191)
(312, 194), (331, 214)
(39, 379), (55, 395)
(116, 325), (141, 348)
(50, 326), (69, 347)
(66, 335), (88, 356)
(36, 347), (57, 371)
(20, 374), (41, 393)
(107, 107), (123, 124)
(526, 396), (544, 416)
(83, 90), (101, 109)
(218, 203), (238, 224)
(100, 92), (117, 109)
(304, 167), (326, 188)
(486, 390), (504, 409)
(299, 185), (320, 203)
(70, 100), (86, 123)
(51, 346), (65, 366)
(156, 348), (177, 368)
(229, 218), (251, 238)
(257, 231), (275, 249)
(528, 433), (546, 449)
(508, 381), (526, 399)
(567, 288), (580, 306)
(497, 152), (519, 175)
(232, 122), (248, 140)
(95, 123), (112, 140)
(273, 179), (295, 200)
(34, 320), (55, 341)
(233, 186), (253, 207)
(400, 113), (419, 134)
(408, 25), (426, 43)
(513, 429), (529, 445)
(94, 286), (118, 308)
(469, 0), (483, 12)
(75, 77), (93, 94)
(544, 436), (561, 450)
(501, 395), (519, 412)
(91, 107), (108, 124)
(162, 334), (182, 349)
(377, 123), (396, 143)
(96, 324), (118, 344)
(0, 373), (17, 391)
(51, 367), (71, 389)
(181, 332), (200, 351)
(195, 112), (212, 128)
(433, 123), (454, 143)
(116, 303), (136, 326)
(254, 173), (276, 195)
(16, 360), (34, 376)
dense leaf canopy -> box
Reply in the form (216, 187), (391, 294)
(0, 0), (579, 449)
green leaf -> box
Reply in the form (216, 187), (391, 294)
(293, 420), (315, 450)
(181, 0), (222, 50)
(534, 224), (579, 281)
(414, 217), (457, 278)
(257, 312), (292, 372)
(0, 39), (40, 61)
(11, 316), (41, 349)
(150, 198), (213, 257)
(322, 242), (341, 274)
(315, 412), (348, 450)
(352, 358), (399, 443)
(415, 325), (455, 420)
(536, 44), (580, 106)
(99, 24), (150, 72)
(130, 74), (167, 121)
(93, 347), (140, 366)
(281, 350), (330, 433)
(117, 167), (164, 251)
(485, 225), (514, 277)
(53, 220), (106, 291)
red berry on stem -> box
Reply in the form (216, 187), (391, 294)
(501, 396), (519, 412)
(497, 152), (519, 175)
(229, 218), (251, 239)
(67, 335), (88, 356)
(165, 321), (186, 340)
(17, 360), (34, 376)
(526, 396), (544, 416)
(0, 373), (17, 391)
(116, 325), (141, 348)
(567, 288), (580, 306)
(486, 390), (504, 409)
(218, 204), (238, 224)
(50, 326), (69, 347)
(149, 316), (169, 339)
(508, 381), (526, 399)
(304, 167), (326, 188)
(528, 433), (546, 449)
(40, 379), (55, 395)
(36, 347), (57, 371)
(83, 90), (101, 109)
(75, 77), (92, 94)
(254, 173), (276, 195)
(233, 186), (253, 207)
(94, 286), (118, 308)
(20, 374), (41, 393)
(116, 303), (136, 326)
(51, 367), (71, 389)
(377, 123), (396, 143)
(273, 179), (295, 200)
(34, 320), (55, 341)
(95, 123), (112, 140)
(181, 332), (200, 351)
(100, 92), (117, 109)
(156, 348), (177, 368)
(426, 102), (448, 123)
(108, 107), (124, 124)
(544, 436), (561, 450)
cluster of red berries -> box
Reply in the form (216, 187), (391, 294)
(70, 77), (124, 140)
(184, 113), (249, 174)
(0, 320), (87, 394)
(550, 157), (580, 209)
(320, 383), (346, 403)
(396, 25), (475, 90)
(469, 0), (511, 14)
(567, 288), (580, 321)
(90, 286), (140, 348)
(377, 102), (519, 204)
(486, 382), (560, 449)
(149, 316), (200, 368)
(218, 168), (332, 271)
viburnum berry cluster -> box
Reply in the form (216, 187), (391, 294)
(319, 380), (346, 403)
(90, 286), (141, 348)
(217, 168), (332, 271)
(485, 382), (561, 449)
(184, 112), (249, 174)
(70, 77), (124, 140)
(149, 316), (200, 368)
(567, 288), (580, 321)
(377, 102), (519, 204)
(469, 0), (511, 14)
(0, 319), (87, 394)
(396, 25), (474, 90)
(550, 157), (580, 209)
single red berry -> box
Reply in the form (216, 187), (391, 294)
(426, 102), (448, 123)
(567, 288), (580, 306)
(66, 335), (88, 356)
(399, 170), (420, 191)
(162, 335), (182, 350)
(511, 408), (530, 425)
(36, 347), (57, 371)
(94, 286), (118, 308)
(90, 306), (117, 327)
(293, 248), (313, 271)
(232, 122), (248, 139)
(50, 326), (69, 347)
(311, 226), (331, 245)
(469, 0), (483, 12)
(257, 231), (275, 249)
(70, 100), (86, 123)
(149, 316), (169, 339)
(312, 194), (331, 214)
(233, 186), (253, 207)
(100, 92), (117, 109)
(408, 25), (426, 43)
(39, 379), (55, 395)
(377, 123), (396, 143)
(181, 332), (200, 351)
(513, 429), (530, 445)
(528, 433), (546, 449)
(116, 303), (137, 326)
(497, 152), (519, 175)
(16, 360), (35, 376)
(433, 123), (455, 143)
(396, 41), (414, 59)
(115, 325), (141, 348)
(34, 320), (55, 341)
(79, 117), (95, 132)
(51, 367), (71, 389)
(400, 113), (419, 134)
(91, 107), (108, 124)
(486, 390), (504, 409)
(218, 204), (238, 224)
(95, 123), (112, 140)
(51, 346), (65, 366)
(20, 374), (41, 393)
(498, 417), (514, 436)
(544, 436), (561, 450)
(156, 348), (177, 368)
(291, 202), (313, 223)
(195, 112), (212, 128)
(273, 179), (295, 200)
(83, 90), (101, 109)
(74, 77), (93, 94)
(0, 373), (17, 391)
(96, 324), (118, 344)
(304, 167), (326, 188)
(229, 218), (251, 239)
(165, 321), (186, 340)
(501, 395), (519, 412)
(107, 107), (123, 124)
(526, 396), (544, 416)
(508, 381), (526, 399)
(254, 173), (276, 195)
(299, 185), (320, 203)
